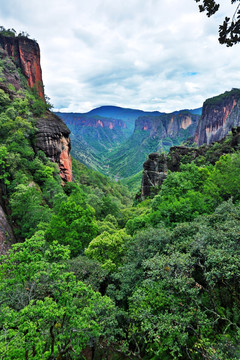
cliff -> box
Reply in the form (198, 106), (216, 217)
(55, 112), (127, 131)
(195, 89), (240, 146)
(141, 126), (240, 199)
(0, 34), (72, 184)
(35, 112), (72, 182)
(135, 111), (199, 139)
(0, 34), (44, 98)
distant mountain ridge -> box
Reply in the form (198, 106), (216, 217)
(86, 105), (165, 132)
(105, 110), (200, 178)
(56, 106), (202, 177)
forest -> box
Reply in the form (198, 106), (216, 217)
(0, 29), (240, 360)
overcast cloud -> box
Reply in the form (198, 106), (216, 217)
(0, 0), (239, 112)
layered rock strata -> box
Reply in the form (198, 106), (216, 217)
(195, 89), (240, 146)
(0, 34), (44, 98)
(35, 112), (72, 182)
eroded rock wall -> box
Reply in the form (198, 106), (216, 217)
(0, 34), (44, 98)
(35, 112), (72, 182)
(195, 89), (240, 146)
(135, 112), (199, 139)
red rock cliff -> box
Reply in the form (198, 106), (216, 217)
(35, 112), (72, 183)
(195, 89), (240, 146)
(0, 34), (44, 99)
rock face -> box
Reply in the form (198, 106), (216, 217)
(0, 34), (44, 98)
(0, 205), (15, 255)
(136, 112), (199, 140)
(141, 153), (168, 198)
(195, 89), (240, 146)
(35, 112), (72, 182)
(0, 35), (73, 183)
(141, 127), (240, 199)
(55, 112), (127, 130)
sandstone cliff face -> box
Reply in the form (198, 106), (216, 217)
(141, 127), (240, 199)
(0, 34), (44, 98)
(135, 112), (199, 140)
(35, 112), (72, 182)
(141, 153), (168, 198)
(55, 113), (127, 130)
(195, 89), (240, 146)
(0, 35), (73, 183)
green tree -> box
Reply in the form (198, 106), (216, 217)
(195, 0), (240, 46)
(10, 184), (51, 239)
(0, 231), (117, 359)
(46, 194), (98, 256)
(85, 229), (131, 271)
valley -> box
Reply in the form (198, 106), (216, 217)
(56, 106), (202, 182)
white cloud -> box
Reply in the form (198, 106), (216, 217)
(0, 0), (239, 112)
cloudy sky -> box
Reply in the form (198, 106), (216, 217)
(0, 0), (239, 113)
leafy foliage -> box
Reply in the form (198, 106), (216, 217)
(195, 0), (240, 46)
(0, 232), (118, 359)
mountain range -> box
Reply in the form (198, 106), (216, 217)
(55, 106), (202, 178)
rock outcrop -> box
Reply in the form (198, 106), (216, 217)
(141, 127), (240, 199)
(0, 34), (44, 98)
(195, 89), (240, 146)
(0, 34), (73, 183)
(35, 112), (72, 182)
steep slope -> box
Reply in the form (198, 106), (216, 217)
(0, 33), (44, 98)
(106, 110), (200, 178)
(0, 32), (72, 252)
(195, 88), (240, 146)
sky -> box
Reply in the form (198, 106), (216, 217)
(0, 0), (239, 113)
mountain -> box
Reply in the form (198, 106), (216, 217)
(55, 107), (166, 173)
(0, 33), (72, 182)
(57, 107), (201, 178)
(103, 110), (200, 178)
(195, 88), (240, 146)
(86, 105), (164, 132)
(55, 111), (130, 172)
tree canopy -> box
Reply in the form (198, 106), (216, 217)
(195, 0), (240, 46)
